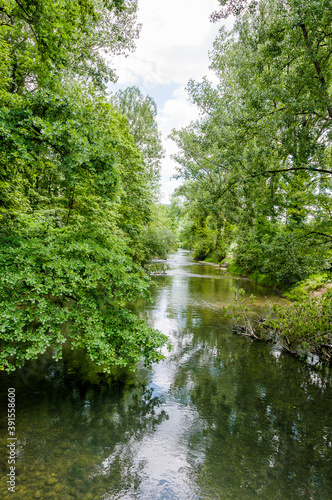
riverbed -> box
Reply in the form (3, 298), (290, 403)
(0, 250), (331, 499)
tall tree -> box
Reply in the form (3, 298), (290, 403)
(113, 86), (164, 191)
(172, 0), (332, 285)
(0, 0), (140, 91)
(0, 0), (167, 372)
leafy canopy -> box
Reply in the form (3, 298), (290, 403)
(171, 0), (332, 286)
(0, 0), (168, 372)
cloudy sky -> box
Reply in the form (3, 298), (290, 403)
(111, 0), (230, 202)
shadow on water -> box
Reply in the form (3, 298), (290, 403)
(0, 250), (331, 499)
(0, 350), (169, 499)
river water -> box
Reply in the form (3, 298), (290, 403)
(0, 250), (331, 499)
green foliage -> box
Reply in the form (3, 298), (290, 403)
(234, 229), (328, 287)
(137, 204), (178, 262)
(0, 214), (167, 372)
(141, 226), (176, 261)
(0, 90), (168, 371)
(1, 0), (139, 91)
(173, 196), (230, 263)
(266, 292), (332, 363)
(227, 262), (246, 275)
(226, 287), (332, 363)
(0, 0), (169, 373)
(261, 233), (317, 286)
(0, 32), (10, 93)
(284, 274), (330, 301)
(234, 231), (265, 273)
(113, 86), (165, 191)
(172, 0), (332, 287)
(192, 240), (213, 261)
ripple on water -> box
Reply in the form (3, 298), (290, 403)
(0, 250), (331, 499)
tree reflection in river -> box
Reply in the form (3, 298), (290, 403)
(169, 325), (331, 498)
(133, 251), (332, 499)
(0, 250), (331, 499)
(0, 352), (169, 499)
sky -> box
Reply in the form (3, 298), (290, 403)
(110, 0), (230, 203)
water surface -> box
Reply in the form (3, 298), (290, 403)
(0, 250), (331, 499)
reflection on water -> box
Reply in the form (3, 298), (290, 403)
(0, 250), (331, 499)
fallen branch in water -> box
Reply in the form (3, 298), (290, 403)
(225, 288), (332, 364)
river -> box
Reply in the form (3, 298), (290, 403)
(0, 250), (331, 499)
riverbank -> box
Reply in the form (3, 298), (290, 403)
(197, 259), (284, 292)
(197, 256), (332, 300)
(228, 285), (332, 366)
(195, 256), (332, 365)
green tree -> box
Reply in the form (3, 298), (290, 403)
(140, 204), (178, 261)
(172, 0), (332, 284)
(113, 86), (165, 191)
(0, 1), (168, 372)
(1, 0), (139, 91)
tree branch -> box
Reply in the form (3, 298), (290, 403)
(300, 22), (332, 119)
(266, 166), (332, 175)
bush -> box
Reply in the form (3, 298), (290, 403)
(141, 226), (176, 260)
(234, 230), (265, 271)
(266, 291), (332, 362)
(226, 288), (332, 364)
(234, 230), (327, 288)
(193, 239), (213, 260)
(261, 232), (320, 287)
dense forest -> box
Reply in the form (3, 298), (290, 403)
(0, 0), (175, 372)
(171, 0), (332, 360)
(0, 3), (331, 498)
(173, 0), (332, 287)
(1, 0), (332, 371)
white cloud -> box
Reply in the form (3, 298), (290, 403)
(111, 0), (229, 202)
(157, 86), (199, 136)
(114, 0), (221, 87)
(157, 86), (200, 202)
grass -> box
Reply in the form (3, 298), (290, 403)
(284, 273), (330, 301)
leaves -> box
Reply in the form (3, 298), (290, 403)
(113, 86), (165, 192)
(0, 200), (167, 372)
(1, 0), (139, 91)
(226, 287), (332, 363)
(172, 0), (332, 284)
(0, 1), (168, 373)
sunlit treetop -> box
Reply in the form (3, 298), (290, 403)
(0, 0), (141, 91)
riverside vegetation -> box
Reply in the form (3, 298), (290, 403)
(0, 0), (177, 373)
(1, 0), (332, 374)
(171, 0), (332, 363)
